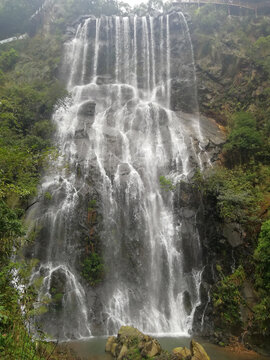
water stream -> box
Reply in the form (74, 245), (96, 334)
(27, 13), (208, 340)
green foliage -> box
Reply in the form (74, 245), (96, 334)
(213, 266), (246, 331)
(0, 70), (4, 84)
(126, 347), (141, 360)
(0, 48), (18, 71)
(251, 35), (270, 76)
(50, 0), (121, 30)
(199, 166), (263, 225)
(44, 191), (52, 201)
(81, 252), (104, 286)
(0, 11), (67, 359)
(88, 199), (97, 210)
(0, 261), (57, 359)
(253, 220), (270, 335)
(193, 5), (227, 34)
(0, 146), (39, 199)
(0, 34), (66, 206)
(254, 220), (270, 290)
(189, 5), (270, 340)
(224, 112), (263, 165)
(0, 200), (24, 261)
(159, 175), (174, 191)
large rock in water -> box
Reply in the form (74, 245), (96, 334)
(172, 346), (192, 359)
(105, 326), (161, 359)
(105, 326), (210, 360)
(190, 340), (210, 360)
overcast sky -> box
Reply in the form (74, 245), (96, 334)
(123, 0), (148, 8)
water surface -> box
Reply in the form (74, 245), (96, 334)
(68, 336), (270, 360)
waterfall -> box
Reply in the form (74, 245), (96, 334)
(93, 18), (101, 83)
(27, 13), (205, 340)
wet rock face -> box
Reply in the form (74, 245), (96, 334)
(78, 100), (96, 117)
(27, 11), (229, 339)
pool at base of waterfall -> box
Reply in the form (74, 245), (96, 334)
(65, 336), (269, 360)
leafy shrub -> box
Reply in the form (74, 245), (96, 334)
(88, 199), (97, 210)
(81, 252), (104, 286)
(44, 191), (52, 201)
(213, 266), (246, 331)
(251, 35), (270, 76)
(224, 112), (263, 165)
(159, 176), (174, 191)
(200, 166), (261, 224)
(0, 49), (18, 71)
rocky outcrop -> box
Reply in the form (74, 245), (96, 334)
(105, 326), (210, 360)
(190, 340), (210, 360)
(172, 346), (191, 359)
(105, 326), (162, 359)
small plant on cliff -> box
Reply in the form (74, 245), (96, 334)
(159, 176), (174, 191)
(81, 252), (104, 286)
(88, 199), (97, 211)
(44, 191), (52, 201)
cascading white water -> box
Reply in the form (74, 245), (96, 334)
(27, 13), (206, 340)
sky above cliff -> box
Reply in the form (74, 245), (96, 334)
(124, 0), (146, 6)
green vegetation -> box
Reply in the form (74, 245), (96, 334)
(223, 112), (263, 166)
(190, 5), (270, 343)
(0, 2), (67, 357)
(0, 261), (56, 360)
(200, 164), (268, 226)
(0, 48), (18, 71)
(159, 175), (175, 191)
(88, 199), (97, 210)
(81, 252), (104, 286)
(253, 220), (270, 335)
(213, 265), (246, 332)
(251, 35), (270, 76)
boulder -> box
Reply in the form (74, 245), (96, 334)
(172, 346), (192, 359)
(106, 326), (162, 359)
(222, 222), (244, 248)
(190, 340), (210, 360)
(141, 339), (162, 357)
(117, 344), (128, 360)
(111, 343), (118, 357)
(105, 336), (117, 352)
(118, 325), (144, 343)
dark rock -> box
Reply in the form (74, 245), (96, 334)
(78, 100), (96, 117)
(222, 222), (245, 248)
(183, 291), (192, 315)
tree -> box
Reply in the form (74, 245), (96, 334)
(251, 35), (270, 76)
(224, 112), (263, 165)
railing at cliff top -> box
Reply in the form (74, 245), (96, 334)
(174, 0), (270, 11)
